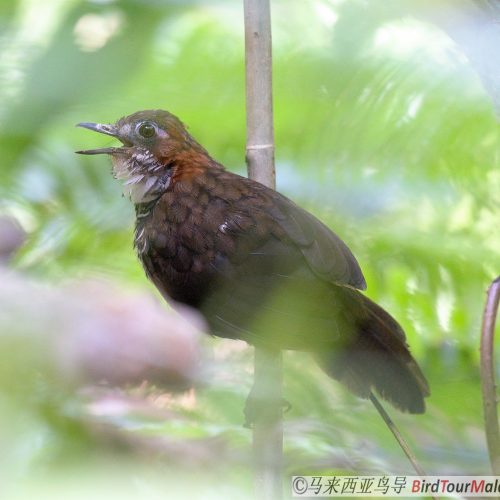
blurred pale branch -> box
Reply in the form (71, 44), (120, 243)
(0, 268), (205, 389)
(480, 277), (500, 474)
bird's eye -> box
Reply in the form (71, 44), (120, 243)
(138, 122), (156, 139)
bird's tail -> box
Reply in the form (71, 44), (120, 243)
(315, 294), (430, 414)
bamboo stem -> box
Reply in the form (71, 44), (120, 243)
(251, 348), (283, 499)
(244, 0), (275, 190)
(480, 276), (500, 475)
(243, 0), (282, 499)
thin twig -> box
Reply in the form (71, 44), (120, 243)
(243, 0), (282, 499)
(480, 276), (500, 475)
(369, 393), (426, 476)
(369, 393), (438, 500)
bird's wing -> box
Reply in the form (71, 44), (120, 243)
(269, 193), (367, 290)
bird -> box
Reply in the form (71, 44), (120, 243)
(76, 109), (430, 415)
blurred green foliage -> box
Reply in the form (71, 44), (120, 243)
(0, 0), (499, 497)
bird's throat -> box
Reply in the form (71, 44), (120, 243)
(111, 151), (171, 204)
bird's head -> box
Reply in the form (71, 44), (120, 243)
(77, 109), (210, 204)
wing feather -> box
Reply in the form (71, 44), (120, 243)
(271, 194), (366, 290)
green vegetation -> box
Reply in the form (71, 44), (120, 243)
(0, 0), (498, 498)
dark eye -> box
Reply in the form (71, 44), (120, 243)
(138, 122), (156, 139)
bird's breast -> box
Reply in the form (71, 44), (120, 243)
(133, 178), (233, 306)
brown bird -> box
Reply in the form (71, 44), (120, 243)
(77, 110), (429, 414)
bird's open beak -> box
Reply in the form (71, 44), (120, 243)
(76, 122), (127, 155)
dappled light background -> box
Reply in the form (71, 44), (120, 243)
(0, 0), (499, 498)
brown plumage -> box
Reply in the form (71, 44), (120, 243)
(77, 109), (430, 413)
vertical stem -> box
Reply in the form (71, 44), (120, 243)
(243, 0), (282, 499)
(252, 348), (283, 499)
(480, 276), (500, 475)
(244, 0), (276, 190)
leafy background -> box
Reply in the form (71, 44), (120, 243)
(0, 0), (499, 498)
